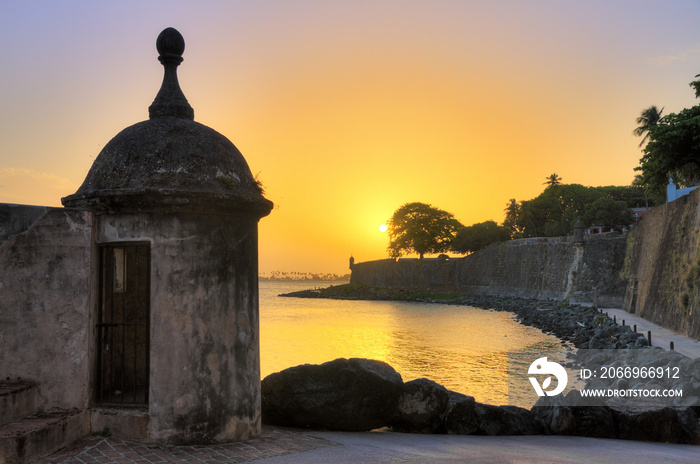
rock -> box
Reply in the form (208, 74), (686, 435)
(441, 391), (478, 435)
(611, 406), (700, 444)
(532, 390), (616, 438)
(261, 358), (403, 431)
(572, 406), (615, 438)
(531, 393), (575, 435)
(565, 390), (616, 438)
(474, 403), (542, 435)
(392, 378), (450, 433)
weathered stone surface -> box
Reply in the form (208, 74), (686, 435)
(535, 390), (615, 438)
(392, 378), (450, 433)
(98, 212), (263, 444)
(0, 204), (48, 244)
(611, 406), (700, 444)
(573, 406), (615, 438)
(441, 391), (478, 435)
(62, 29), (272, 219)
(0, 209), (92, 412)
(531, 393), (576, 435)
(623, 188), (700, 340)
(261, 358), (403, 431)
(474, 403), (542, 435)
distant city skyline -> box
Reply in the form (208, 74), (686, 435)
(2, 1), (700, 274)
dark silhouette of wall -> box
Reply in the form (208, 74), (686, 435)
(351, 235), (627, 307)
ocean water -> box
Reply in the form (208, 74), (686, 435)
(259, 280), (570, 407)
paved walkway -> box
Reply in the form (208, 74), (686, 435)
(42, 427), (338, 463)
(601, 307), (700, 358)
(42, 427), (699, 464)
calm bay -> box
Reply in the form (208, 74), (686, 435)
(259, 280), (570, 408)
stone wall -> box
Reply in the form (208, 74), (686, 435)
(0, 207), (93, 411)
(622, 188), (700, 340)
(351, 235), (627, 307)
(0, 203), (50, 244)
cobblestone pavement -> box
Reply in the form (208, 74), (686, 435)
(41, 427), (339, 463)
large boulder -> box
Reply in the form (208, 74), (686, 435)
(261, 358), (403, 431)
(441, 391), (478, 435)
(533, 390), (615, 438)
(611, 406), (700, 444)
(392, 378), (450, 433)
(475, 403), (542, 435)
(531, 392), (576, 435)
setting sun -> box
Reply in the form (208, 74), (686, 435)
(379, 224), (388, 233)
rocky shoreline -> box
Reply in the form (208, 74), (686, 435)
(270, 284), (700, 443)
(279, 284), (649, 350)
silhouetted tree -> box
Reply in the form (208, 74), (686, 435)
(503, 199), (522, 237)
(633, 105), (664, 147)
(544, 173), (562, 187)
(452, 221), (510, 254)
(387, 202), (463, 259)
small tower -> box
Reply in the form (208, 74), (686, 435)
(573, 218), (585, 244)
(63, 28), (272, 444)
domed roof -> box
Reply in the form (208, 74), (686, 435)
(62, 28), (272, 217)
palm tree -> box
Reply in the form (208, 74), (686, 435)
(544, 173), (562, 188)
(503, 198), (521, 236)
(633, 105), (664, 147)
(544, 173), (564, 213)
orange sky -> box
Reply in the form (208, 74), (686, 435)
(2, 1), (700, 275)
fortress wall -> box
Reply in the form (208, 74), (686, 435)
(351, 235), (627, 307)
(622, 188), (700, 339)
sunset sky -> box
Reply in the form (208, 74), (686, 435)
(2, 1), (700, 275)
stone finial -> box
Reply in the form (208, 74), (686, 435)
(148, 27), (195, 120)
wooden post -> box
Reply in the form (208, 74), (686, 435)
(648, 330), (652, 346)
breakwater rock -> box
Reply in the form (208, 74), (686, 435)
(261, 358), (699, 443)
(261, 358), (403, 431)
(280, 285), (649, 349)
(261, 358), (543, 436)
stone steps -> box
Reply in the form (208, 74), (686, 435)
(0, 383), (88, 464)
(0, 382), (37, 427)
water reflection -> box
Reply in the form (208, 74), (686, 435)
(259, 281), (568, 407)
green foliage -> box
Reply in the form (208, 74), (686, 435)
(691, 76), (700, 99)
(637, 104), (700, 193)
(635, 78), (700, 194)
(505, 183), (650, 238)
(452, 220), (510, 254)
(216, 174), (238, 190)
(583, 197), (634, 228)
(633, 105), (664, 147)
(503, 198), (521, 237)
(387, 202), (463, 259)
